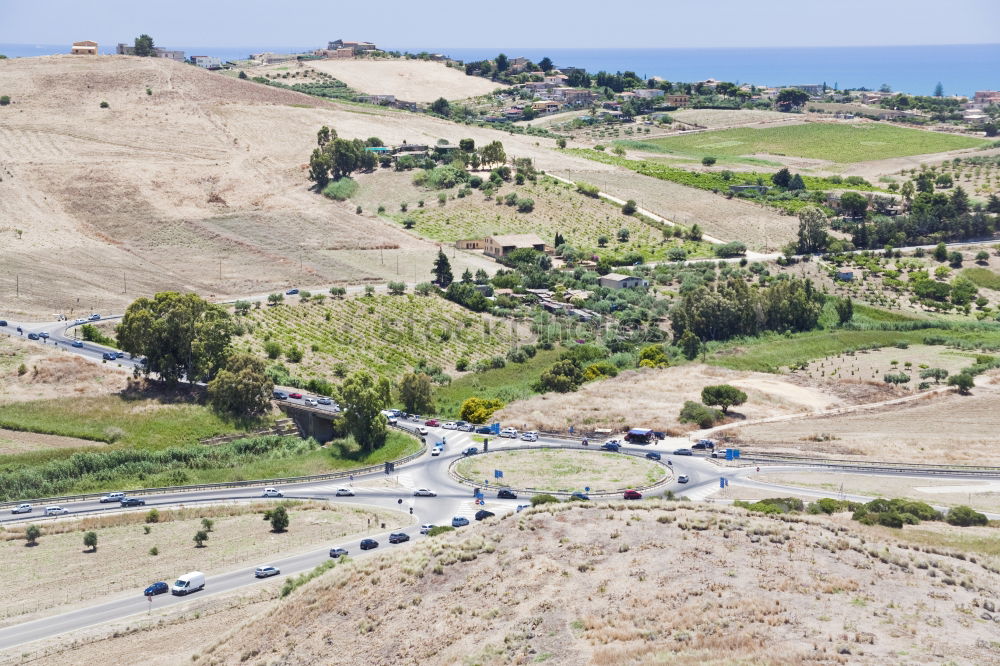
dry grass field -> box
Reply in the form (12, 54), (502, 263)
(734, 372), (1000, 462)
(0, 334), (129, 404)
(668, 108), (793, 129)
(307, 59), (500, 102)
(191, 501), (1000, 665)
(790, 344), (980, 391)
(493, 363), (879, 435)
(0, 502), (407, 627)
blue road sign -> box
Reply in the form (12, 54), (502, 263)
(734, 449), (741, 459)
(494, 469), (503, 479)
(585, 486), (590, 492)
(720, 477), (725, 488)
(490, 422), (500, 435)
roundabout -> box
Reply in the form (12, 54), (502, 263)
(451, 447), (671, 495)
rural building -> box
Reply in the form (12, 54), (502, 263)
(455, 239), (484, 250)
(599, 273), (647, 289)
(357, 94), (396, 105)
(327, 40), (377, 54)
(250, 52), (295, 65)
(191, 55), (222, 69)
(116, 43), (185, 61)
(70, 40), (98, 55)
(559, 88), (594, 106)
(483, 233), (547, 259)
(786, 84), (825, 96)
(507, 57), (531, 73)
(633, 88), (665, 100)
(665, 94), (690, 106)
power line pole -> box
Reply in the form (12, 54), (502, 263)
(123, 271), (127, 294)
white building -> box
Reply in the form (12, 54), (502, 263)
(191, 55), (222, 69)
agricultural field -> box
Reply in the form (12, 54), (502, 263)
(453, 449), (666, 493)
(627, 122), (989, 164)
(236, 293), (526, 383)
(0, 502), (408, 627)
(891, 155), (1000, 200)
(788, 344), (982, 390)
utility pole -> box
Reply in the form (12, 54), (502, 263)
(219, 259), (223, 281)
(123, 270), (127, 294)
(15, 274), (19, 297)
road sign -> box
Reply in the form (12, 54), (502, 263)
(585, 486), (590, 492)
(494, 469), (503, 479)
(489, 422), (500, 435)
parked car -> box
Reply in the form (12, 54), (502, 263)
(101, 351), (117, 360)
(442, 421), (457, 430)
(458, 423), (475, 432)
(424, 419), (440, 427)
(388, 532), (410, 544)
(44, 506), (69, 516)
(74, 318), (86, 325)
(71, 340), (84, 348)
(623, 489), (642, 500)
(414, 488), (436, 497)
(497, 489), (518, 499)
(0, 320), (7, 326)
(272, 390), (288, 400)
(114, 351), (124, 358)
(419, 524), (435, 535)
(499, 427), (518, 438)
(143, 581), (169, 596)
(451, 516), (470, 527)
(89, 314), (101, 321)
(171, 571), (205, 595)
(474, 509), (495, 521)
(335, 488), (354, 497)
(11, 503), (32, 514)
(100, 492), (125, 503)
(692, 439), (715, 450)
(474, 426), (492, 435)
(329, 547), (348, 558)
(285, 288), (299, 295)
(516, 504), (530, 512)
(120, 497), (146, 507)
(288, 392), (302, 399)
(360, 538), (378, 550)
(569, 492), (590, 501)
(38, 331), (50, 339)
(677, 475), (690, 484)
(673, 448), (693, 456)
(462, 447), (478, 457)
(601, 441), (621, 452)
(254, 565), (280, 578)
(645, 451), (661, 461)
(261, 487), (283, 498)
(520, 431), (538, 442)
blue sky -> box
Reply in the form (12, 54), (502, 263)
(2, 0), (997, 49)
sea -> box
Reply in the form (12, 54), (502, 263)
(2, 42), (997, 97)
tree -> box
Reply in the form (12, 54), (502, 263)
(679, 330), (701, 360)
(839, 192), (868, 219)
(338, 371), (391, 451)
(638, 344), (669, 368)
(933, 82), (944, 97)
(495, 53), (509, 72)
(948, 372), (974, 394)
(459, 138), (475, 152)
(771, 168), (792, 188)
(430, 97), (451, 116)
(535, 360), (583, 393)
(835, 296), (854, 325)
(238, 70), (248, 80)
(787, 173), (805, 190)
(459, 397), (505, 424)
(207, 353), (273, 417)
(538, 56), (553, 72)
(622, 199), (637, 215)
(701, 156), (716, 166)
(0, 95), (10, 106)
(193, 530), (208, 547)
(201, 518), (214, 532)
(432, 249), (454, 287)
(900, 180), (915, 201)
(133, 34), (155, 57)
(775, 88), (809, 111)
(116, 292), (234, 385)
(398, 372), (434, 414)
(556, 138), (567, 149)
(234, 300), (251, 315)
(933, 242), (948, 262)
(678, 401), (722, 428)
(948, 251), (964, 267)
(25, 524), (40, 545)
(83, 531), (98, 552)
(796, 206), (829, 254)
(269, 506), (289, 532)
(919, 367), (949, 384)
(479, 141), (506, 169)
(701, 384), (747, 414)
(461, 268), (473, 283)
(387, 280), (406, 295)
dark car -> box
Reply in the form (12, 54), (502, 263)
(462, 446), (479, 456)
(71, 340), (84, 348)
(601, 441), (621, 452)
(623, 489), (642, 500)
(285, 288), (299, 295)
(144, 581), (169, 596)
(474, 509), (495, 521)
(388, 532), (410, 544)
(673, 448), (694, 456)
(27, 333), (40, 340)
(359, 538), (378, 550)
(38, 332), (50, 339)
(120, 497), (146, 507)
(102, 352), (117, 360)
(475, 426), (492, 434)
(645, 451), (662, 461)
(497, 489), (518, 499)
(329, 547), (348, 558)
(0, 320), (7, 326)
(569, 492), (590, 501)
(272, 390), (288, 400)
(114, 351), (125, 358)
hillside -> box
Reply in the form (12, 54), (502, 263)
(308, 59), (499, 102)
(200, 502), (1000, 665)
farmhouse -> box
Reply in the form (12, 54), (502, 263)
(633, 88), (665, 100)
(191, 55), (222, 69)
(483, 233), (547, 259)
(599, 273), (648, 289)
(70, 41), (98, 55)
(116, 43), (185, 61)
(665, 94), (690, 106)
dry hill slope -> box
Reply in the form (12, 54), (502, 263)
(308, 59), (499, 102)
(203, 502), (1000, 665)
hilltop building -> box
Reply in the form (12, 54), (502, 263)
(70, 41), (98, 55)
(116, 43), (185, 61)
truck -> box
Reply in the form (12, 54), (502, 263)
(171, 571), (205, 596)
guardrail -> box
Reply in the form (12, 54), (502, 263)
(446, 442), (675, 498)
(719, 452), (1000, 477)
(0, 423), (426, 509)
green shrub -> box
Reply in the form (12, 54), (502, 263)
(322, 178), (358, 201)
(531, 494), (559, 506)
(426, 525), (455, 537)
(945, 505), (988, 526)
(677, 400), (722, 428)
(0, 95), (10, 106)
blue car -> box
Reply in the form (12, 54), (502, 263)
(71, 340), (84, 348)
(144, 581), (168, 596)
(285, 288), (299, 295)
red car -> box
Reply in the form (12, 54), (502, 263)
(288, 392), (303, 399)
(623, 489), (642, 500)
(424, 419), (440, 427)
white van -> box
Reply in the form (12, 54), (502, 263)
(171, 571), (205, 595)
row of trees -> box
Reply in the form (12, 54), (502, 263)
(308, 126), (382, 188)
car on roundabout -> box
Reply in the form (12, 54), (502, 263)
(329, 547), (348, 558)
(569, 492), (590, 501)
(431, 446), (443, 456)
(474, 509), (495, 521)
(520, 431), (538, 442)
(335, 488), (354, 497)
(413, 488), (436, 497)
(677, 475), (690, 484)
(254, 565), (280, 578)
(451, 516), (470, 527)
(462, 447), (478, 456)
(360, 538), (378, 550)
(71, 340), (84, 348)
(419, 524), (435, 534)
(673, 448), (693, 456)
(474, 426), (492, 435)
(388, 532), (410, 544)
(424, 419), (440, 427)
(416, 426), (429, 436)
(623, 489), (642, 500)
(442, 421), (457, 430)
(645, 451), (661, 461)
(497, 489), (517, 499)
(499, 427), (518, 438)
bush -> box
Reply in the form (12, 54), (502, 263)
(678, 400), (722, 428)
(0, 95), (10, 106)
(945, 505), (988, 526)
(263, 340), (282, 359)
(83, 531), (98, 551)
(99, 101), (109, 109)
(575, 182), (600, 198)
(145, 509), (160, 523)
(516, 197), (535, 213)
(269, 505), (289, 532)
(531, 494), (560, 506)
(426, 525), (455, 537)
(321, 178), (358, 201)
(622, 199), (637, 215)
(701, 156), (717, 166)
(25, 524), (41, 545)
(193, 529), (209, 547)
(459, 397), (504, 424)
(713, 241), (746, 258)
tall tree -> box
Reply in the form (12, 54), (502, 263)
(771, 168), (792, 188)
(133, 34), (155, 57)
(432, 249), (454, 287)
(839, 192), (869, 219)
(538, 56), (553, 72)
(933, 82), (944, 97)
(337, 371), (391, 452)
(495, 53), (509, 72)
(430, 97), (451, 116)
(796, 206), (829, 254)
(835, 296), (854, 325)
(207, 353), (273, 417)
(775, 88), (809, 111)
(116, 292), (234, 385)
(679, 329), (701, 361)
(479, 141), (506, 169)
(701, 384), (747, 414)
(398, 372), (434, 414)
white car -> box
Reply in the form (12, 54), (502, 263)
(520, 431), (539, 442)
(677, 475), (690, 484)
(100, 492), (125, 503)
(261, 487), (283, 498)
(73, 318), (86, 325)
(10, 503), (32, 514)
(416, 426), (428, 436)
(413, 488), (436, 497)
(335, 488), (355, 497)
(442, 421), (457, 430)
(419, 524), (435, 534)
(431, 446), (442, 456)
(254, 565), (280, 578)
(305, 398), (319, 407)
(499, 427), (518, 438)
(44, 506), (69, 516)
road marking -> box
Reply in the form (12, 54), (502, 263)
(678, 483), (719, 502)
(914, 482), (1000, 495)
